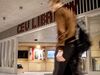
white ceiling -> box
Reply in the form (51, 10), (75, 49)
(0, 0), (50, 32)
(0, 0), (71, 33)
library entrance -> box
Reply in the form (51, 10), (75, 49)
(16, 12), (100, 74)
(17, 25), (57, 73)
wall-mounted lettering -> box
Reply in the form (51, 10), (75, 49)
(17, 21), (30, 33)
(17, 0), (100, 34)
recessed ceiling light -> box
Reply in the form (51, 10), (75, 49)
(3, 17), (6, 20)
(34, 39), (38, 41)
(19, 6), (23, 10)
(40, 2), (43, 5)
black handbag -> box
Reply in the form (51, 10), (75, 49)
(75, 24), (91, 54)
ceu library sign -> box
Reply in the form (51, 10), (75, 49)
(17, 0), (100, 34)
(17, 0), (78, 34)
(17, 11), (54, 33)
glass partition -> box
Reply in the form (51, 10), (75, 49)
(91, 35), (100, 71)
(89, 14), (100, 71)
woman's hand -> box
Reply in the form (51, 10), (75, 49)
(56, 50), (65, 62)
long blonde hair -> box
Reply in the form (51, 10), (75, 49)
(48, 0), (61, 3)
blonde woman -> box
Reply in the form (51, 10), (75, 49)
(48, 0), (81, 75)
